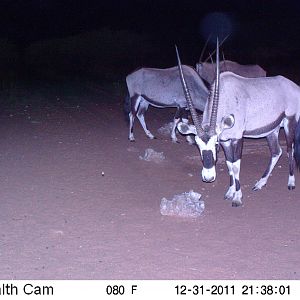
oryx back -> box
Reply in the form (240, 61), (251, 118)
(196, 60), (266, 85)
(126, 66), (207, 110)
(205, 72), (300, 140)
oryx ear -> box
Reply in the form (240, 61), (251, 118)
(221, 114), (235, 131)
(177, 122), (197, 135)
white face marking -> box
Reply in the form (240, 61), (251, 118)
(195, 134), (218, 182)
(202, 166), (216, 182)
(195, 135), (218, 160)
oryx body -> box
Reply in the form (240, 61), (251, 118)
(125, 66), (208, 142)
(196, 60), (267, 85)
(176, 44), (300, 207)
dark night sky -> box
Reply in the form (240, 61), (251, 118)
(1, 0), (300, 45)
(1, 0), (300, 80)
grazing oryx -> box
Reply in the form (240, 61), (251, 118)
(196, 60), (267, 85)
(125, 66), (208, 143)
(176, 41), (300, 207)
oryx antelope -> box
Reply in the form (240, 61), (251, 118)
(125, 66), (208, 143)
(196, 60), (267, 85)
(176, 41), (300, 207)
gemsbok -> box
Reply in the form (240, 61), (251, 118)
(125, 66), (208, 143)
(176, 40), (300, 206)
(196, 60), (267, 85)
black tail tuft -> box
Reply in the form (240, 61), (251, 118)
(123, 90), (131, 124)
(294, 117), (300, 170)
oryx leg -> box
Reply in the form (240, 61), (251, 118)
(182, 109), (194, 145)
(221, 139), (243, 207)
(128, 94), (139, 141)
(283, 117), (297, 190)
(171, 107), (183, 143)
(253, 127), (282, 191)
(136, 97), (155, 140)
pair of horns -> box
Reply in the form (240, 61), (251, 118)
(176, 38), (220, 136)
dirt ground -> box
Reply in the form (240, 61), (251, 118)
(0, 89), (299, 280)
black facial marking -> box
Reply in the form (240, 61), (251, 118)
(202, 150), (214, 168)
(201, 133), (210, 144)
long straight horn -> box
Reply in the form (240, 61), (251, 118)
(203, 34), (229, 63)
(175, 46), (204, 137)
(199, 34), (211, 63)
(209, 37), (220, 133)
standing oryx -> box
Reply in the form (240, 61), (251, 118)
(176, 40), (300, 207)
(196, 60), (267, 85)
(125, 66), (208, 143)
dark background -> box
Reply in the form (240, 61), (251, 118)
(1, 0), (300, 100)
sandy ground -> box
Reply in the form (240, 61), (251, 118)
(0, 90), (299, 280)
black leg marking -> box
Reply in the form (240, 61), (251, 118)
(284, 117), (297, 190)
(235, 179), (241, 191)
(220, 139), (243, 206)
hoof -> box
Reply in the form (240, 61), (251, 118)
(252, 184), (264, 191)
(288, 185), (295, 190)
(224, 195), (233, 201)
(252, 178), (267, 191)
(232, 201), (242, 207)
(172, 139), (180, 144)
(129, 138), (135, 142)
(148, 136), (157, 140)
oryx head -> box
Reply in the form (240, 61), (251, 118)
(176, 39), (234, 183)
